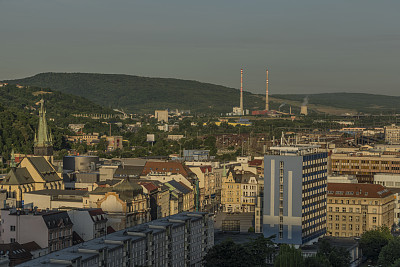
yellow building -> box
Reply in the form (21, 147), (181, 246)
(221, 169), (241, 212)
(327, 183), (395, 237)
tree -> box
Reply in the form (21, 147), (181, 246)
(318, 239), (351, 267)
(378, 237), (400, 266)
(360, 226), (393, 262)
(203, 240), (251, 267)
(274, 244), (303, 267)
(303, 254), (331, 267)
(245, 236), (275, 266)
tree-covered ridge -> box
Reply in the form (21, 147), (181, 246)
(273, 92), (400, 113)
(0, 84), (114, 117)
(4, 72), (265, 114)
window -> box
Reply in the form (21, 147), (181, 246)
(349, 224), (353, 230)
(373, 217), (377, 223)
(10, 226), (15, 232)
(349, 216), (353, 222)
(329, 207), (333, 212)
(342, 215), (346, 221)
(356, 225), (360, 231)
(10, 238), (15, 243)
(342, 207), (346, 212)
(342, 224), (346, 230)
(335, 224), (339, 230)
(329, 215), (333, 221)
(335, 207), (340, 212)
(335, 215), (339, 221)
(355, 216), (360, 222)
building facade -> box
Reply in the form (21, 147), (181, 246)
(19, 212), (214, 267)
(263, 146), (328, 245)
(326, 183), (395, 237)
(385, 124), (400, 144)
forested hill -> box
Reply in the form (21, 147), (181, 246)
(4, 72), (265, 113)
(0, 84), (115, 158)
(0, 84), (114, 118)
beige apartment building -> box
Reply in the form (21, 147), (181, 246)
(385, 124), (400, 144)
(327, 183), (395, 237)
(331, 153), (400, 183)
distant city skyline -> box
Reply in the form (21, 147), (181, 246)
(1, 0), (400, 95)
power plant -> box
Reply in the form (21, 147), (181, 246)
(265, 68), (269, 111)
(240, 68), (244, 115)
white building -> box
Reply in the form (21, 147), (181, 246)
(374, 173), (400, 224)
(67, 209), (108, 241)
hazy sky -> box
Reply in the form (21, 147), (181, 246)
(1, 0), (400, 95)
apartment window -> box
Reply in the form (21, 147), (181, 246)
(342, 215), (346, 221)
(335, 215), (339, 221)
(10, 238), (15, 243)
(10, 226), (15, 232)
(342, 224), (346, 230)
(328, 223), (332, 229)
(329, 207), (333, 212)
(329, 215), (333, 221)
(356, 208), (360, 213)
(356, 225), (360, 231)
(349, 216), (353, 222)
(335, 207), (340, 212)
(373, 217), (377, 223)
(355, 216), (360, 222)
(335, 224), (339, 230)
(342, 208), (346, 212)
(349, 208), (353, 212)
(349, 224), (353, 230)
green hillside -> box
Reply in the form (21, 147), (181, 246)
(0, 84), (114, 118)
(273, 93), (400, 113)
(0, 84), (115, 158)
(4, 73), (265, 114)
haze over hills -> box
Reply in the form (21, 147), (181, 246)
(4, 72), (400, 115)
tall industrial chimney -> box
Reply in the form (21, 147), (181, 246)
(265, 68), (269, 111)
(240, 69), (243, 115)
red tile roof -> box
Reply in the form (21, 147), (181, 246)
(139, 182), (158, 192)
(327, 183), (393, 199)
(142, 161), (193, 177)
(200, 166), (212, 173)
(248, 159), (263, 166)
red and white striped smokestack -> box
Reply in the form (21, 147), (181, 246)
(240, 69), (243, 115)
(266, 68), (269, 111)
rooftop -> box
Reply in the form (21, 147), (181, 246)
(327, 183), (393, 199)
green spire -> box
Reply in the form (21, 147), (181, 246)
(10, 148), (16, 168)
(34, 99), (52, 147)
(222, 163), (227, 177)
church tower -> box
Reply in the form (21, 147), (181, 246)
(34, 99), (53, 157)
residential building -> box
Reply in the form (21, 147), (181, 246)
(263, 146), (328, 245)
(385, 124), (400, 144)
(326, 183), (395, 237)
(165, 180), (194, 212)
(19, 212), (214, 267)
(221, 170), (241, 212)
(88, 178), (151, 231)
(67, 209), (107, 241)
(0, 242), (32, 266)
(373, 173), (400, 224)
(0, 210), (73, 253)
(139, 181), (170, 220)
(155, 109), (168, 123)
(105, 136), (123, 151)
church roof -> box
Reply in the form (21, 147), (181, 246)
(1, 168), (35, 185)
(27, 157), (61, 182)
